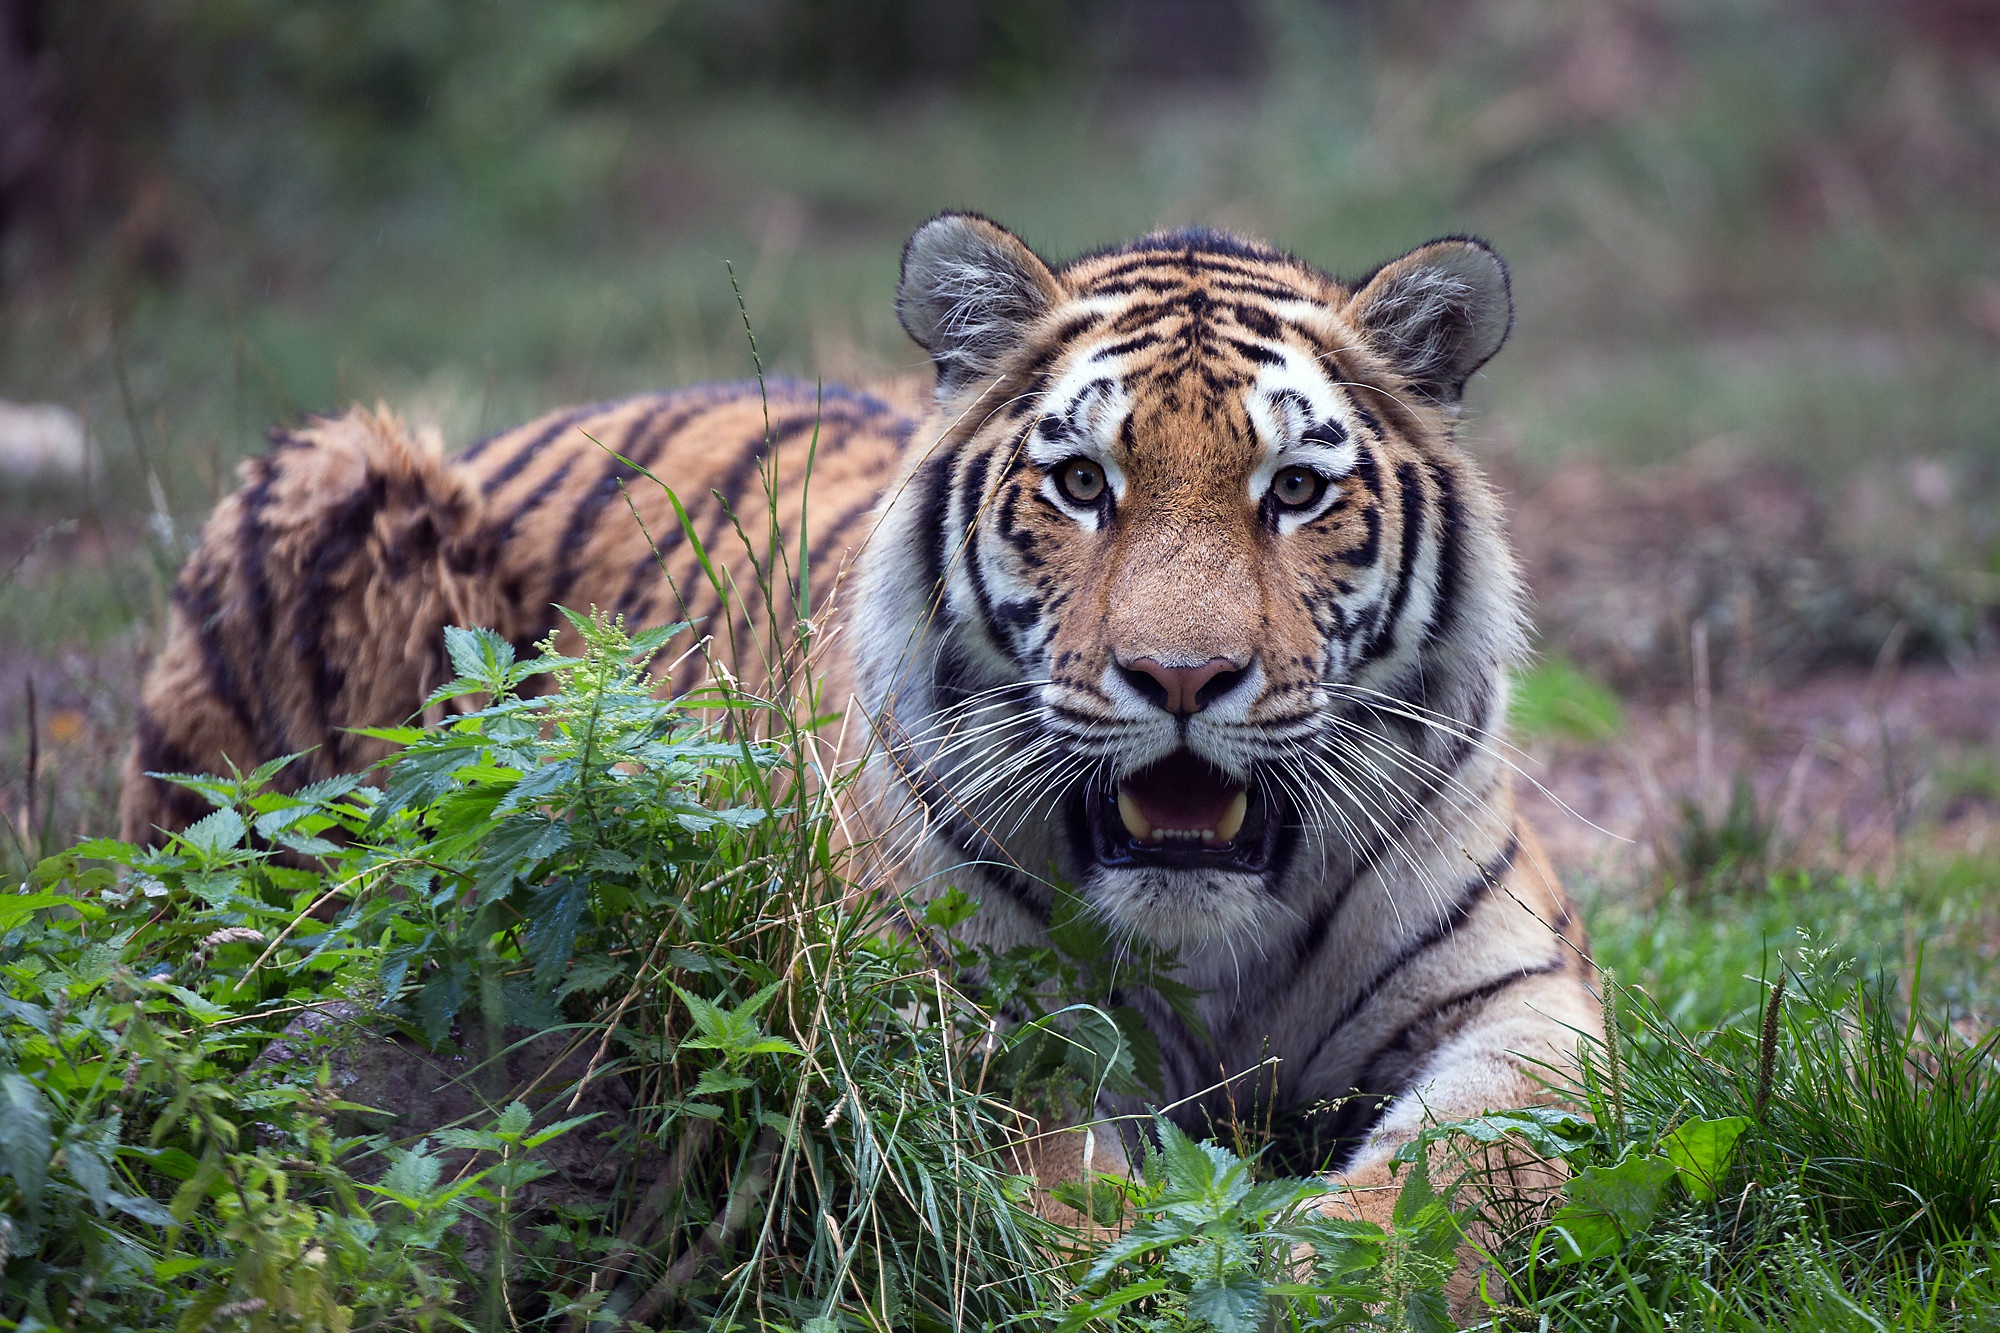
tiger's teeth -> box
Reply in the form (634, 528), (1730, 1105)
(1214, 791), (1249, 844)
(1117, 789), (1151, 842)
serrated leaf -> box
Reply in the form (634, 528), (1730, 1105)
(414, 957), (470, 1046)
(179, 808), (246, 855)
(378, 1143), (443, 1200)
(445, 625), (515, 687)
(1185, 1271), (1267, 1333)
(494, 1101), (533, 1140)
(0, 1071), (52, 1216)
(522, 1113), (601, 1150)
(474, 815), (571, 904)
(556, 956), (625, 1000)
(691, 1068), (755, 1097)
(526, 877), (591, 985)
(164, 985), (232, 1023)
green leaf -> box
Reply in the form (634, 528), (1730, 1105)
(522, 1113), (601, 1150)
(691, 1068), (756, 1097)
(1547, 1153), (1678, 1264)
(414, 956), (471, 1046)
(473, 815), (571, 903)
(1051, 1176), (1128, 1229)
(494, 1100), (533, 1140)
(178, 808), (247, 855)
(920, 886), (978, 931)
(526, 877), (592, 985)
(1060, 1006), (1140, 1097)
(378, 1142), (444, 1201)
(1399, 1105), (1597, 1165)
(164, 985), (232, 1023)
(445, 625), (516, 688)
(63, 1136), (112, 1214)
(0, 1070), (52, 1216)
(0, 892), (88, 932)
(1660, 1116), (1751, 1202)
(1186, 1271), (1267, 1333)
(1055, 1279), (1169, 1333)
(108, 1190), (178, 1227)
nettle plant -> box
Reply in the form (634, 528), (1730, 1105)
(1, 613), (1081, 1330)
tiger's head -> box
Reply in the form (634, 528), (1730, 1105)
(855, 214), (1527, 951)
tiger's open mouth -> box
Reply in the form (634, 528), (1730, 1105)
(1076, 750), (1283, 873)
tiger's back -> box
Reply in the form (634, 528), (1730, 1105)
(119, 382), (913, 840)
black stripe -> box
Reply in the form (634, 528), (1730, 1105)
(230, 454), (287, 749)
(1016, 312), (1106, 386)
(1425, 458), (1468, 646)
(801, 493), (881, 600)
(290, 472), (392, 743)
(1298, 833), (1520, 1077)
(1352, 460), (1428, 671)
(1355, 956), (1566, 1092)
(477, 400), (618, 496)
(675, 413), (871, 662)
(540, 395), (703, 609)
(957, 450), (1016, 662)
(915, 446), (960, 624)
(488, 454), (580, 548)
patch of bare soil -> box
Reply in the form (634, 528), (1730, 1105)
(1521, 657), (2000, 883)
(1507, 451), (2000, 881)
(1508, 449), (1992, 698)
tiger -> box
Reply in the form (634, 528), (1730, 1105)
(120, 212), (1598, 1212)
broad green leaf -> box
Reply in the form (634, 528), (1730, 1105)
(526, 877), (592, 985)
(1185, 1271), (1267, 1333)
(1661, 1116), (1751, 1202)
(0, 893), (86, 932)
(108, 1190), (177, 1227)
(0, 1070), (52, 1216)
(164, 985), (232, 1023)
(1546, 1152), (1678, 1263)
(63, 1136), (112, 1214)
(473, 815), (571, 903)
(920, 886), (978, 931)
(445, 625), (515, 684)
(378, 1143), (444, 1200)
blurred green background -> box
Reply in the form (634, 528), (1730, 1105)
(7, 0), (1998, 500)
(3, 0), (1999, 858)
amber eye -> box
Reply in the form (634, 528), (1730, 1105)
(1055, 457), (1108, 505)
(1270, 465), (1327, 510)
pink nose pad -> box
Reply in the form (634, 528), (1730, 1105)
(1120, 656), (1248, 716)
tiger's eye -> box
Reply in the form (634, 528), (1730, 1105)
(1271, 465), (1325, 510)
(1056, 458), (1107, 505)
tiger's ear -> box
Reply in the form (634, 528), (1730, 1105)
(898, 212), (1062, 394)
(1347, 237), (1513, 407)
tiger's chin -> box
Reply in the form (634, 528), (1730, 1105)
(1065, 750), (1292, 951)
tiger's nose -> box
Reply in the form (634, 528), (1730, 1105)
(1117, 656), (1250, 717)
